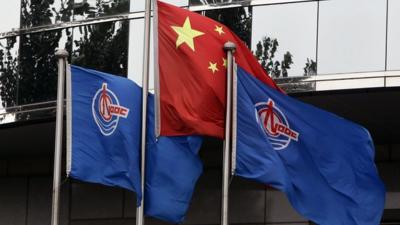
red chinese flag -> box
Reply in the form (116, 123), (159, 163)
(155, 0), (281, 139)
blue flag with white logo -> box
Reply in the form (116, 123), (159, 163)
(67, 65), (203, 220)
(67, 66), (142, 202)
(234, 65), (385, 225)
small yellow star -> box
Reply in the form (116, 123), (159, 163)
(222, 58), (227, 67)
(214, 25), (225, 35)
(208, 62), (219, 74)
(171, 17), (205, 51)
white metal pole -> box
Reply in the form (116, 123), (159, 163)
(51, 49), (69, 225)
(221, 42), (236, 225)
(136, 0), (152, 223)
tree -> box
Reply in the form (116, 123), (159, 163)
(190, 0), (244, 7)
(0, 37), (18, 108)
(203, 9), (315, 78)
(203, 7), (252, 47)
(303, 58), (317, 76)
(72, 0), (130, 76)
(0, 0), (73, 121)
(254, 36), (293, 78)
(18, 0), (73, 106)
(0, 0), (130, 122)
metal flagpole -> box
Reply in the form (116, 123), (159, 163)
(221, 42), (236, 225)
(51, 49), (69, 225)
(136, 0), (152, 223)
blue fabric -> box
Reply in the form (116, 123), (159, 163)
(145, 95), (203, 224)
(70, 65), (203, 221)
(70, 66), (142, 203)
(235, 66), (385, 225)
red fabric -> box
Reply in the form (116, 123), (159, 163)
(157, 0), (281, 139)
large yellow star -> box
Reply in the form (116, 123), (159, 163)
(208, 62), (219, 74)
(171, 17), (204, 51)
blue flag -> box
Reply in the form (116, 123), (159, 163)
(67, 65), (202, 221)
(145, 94), (203, 223)
(234, 65), (385, 225)
(67, 66), (142, 203)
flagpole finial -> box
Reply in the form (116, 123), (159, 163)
(224, 41), (236, 52)
(55, 49), (69, 58)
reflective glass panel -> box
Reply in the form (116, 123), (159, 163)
(130, 0), (187, 13)
(190, 0), (317, 6)
(202, 7), (252, 47)
(318, 0), (386, 74)
(190, 0), (243, 6)
(18, 29), (72, 106)
(0, 1), (21, 33)
(127, 18), (155, 89)
(20, 0), (73, 28)
(387, 0), (400, 71)
(0, 37), (19, 110)
(72, 21), (129, 77)
(252, 2), (317, 77)
(73, 0), (130, 21)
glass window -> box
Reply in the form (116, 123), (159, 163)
(130, 0), (187, 13)
(253, 0), (317, 4)
(252, 2), (317, 77)
(202, 7), (252, 47)
(190, 0), (317, 6)
(18, 29), (72, 105)
(190, 0), (242, 6)
(72, 21), (129, 77)
(318, 0), (386, 74)
(20, 0), (73, 28)
(0, 37), (19, 110)
(0, 1), (21, 33)
(387, 0), (400, 71)
(127, 18), (155, 89)
(73, 0), (130, 21)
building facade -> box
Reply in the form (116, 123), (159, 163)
(0, 0), (399, 224)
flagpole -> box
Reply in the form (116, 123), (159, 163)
(51, 49), (69, 225)
(136, 0), (152, 223)
(221, 42), (236, 225)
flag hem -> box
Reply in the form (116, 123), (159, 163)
(231, 59), (238, 175)
(153, 0), (161, 138)
(66, 63), (72, 177)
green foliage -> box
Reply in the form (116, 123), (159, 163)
(304, 58), (317, 76)
(204, 7), (252, 46)
(0, 37), (18, 108)
(254, 36), (293, 78)
(0, 0), (73, 110)
(281, 52), (293, 77)
(72, 21), (129, 76)
(72, 0), (129, 76)
(74, 0), (129, 18)
(0, 0), (129, 116)
(18, 0), (73, 106)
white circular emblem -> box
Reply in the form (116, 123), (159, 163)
(92, 83), (129, 136)
(255, 99), (299, 150)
